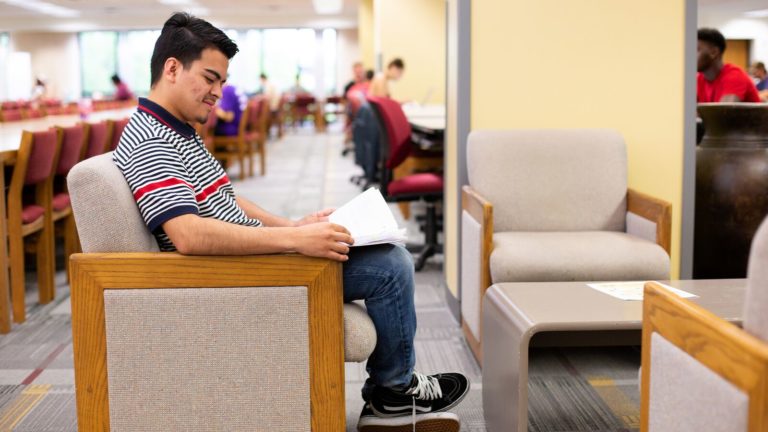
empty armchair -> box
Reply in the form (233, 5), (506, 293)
(640, 217), (768, 431)
(462, 129), (671, 361)
(67, 153), (377, 431)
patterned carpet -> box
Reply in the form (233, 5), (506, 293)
(0, 124), (642, 431)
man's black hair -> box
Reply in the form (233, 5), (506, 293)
(698, 28), (726, 54)
(111, 74), (121, 84)
(150, 12), (239, 86)
(388, 58), (405, 69)
(260, 73), (268, 80)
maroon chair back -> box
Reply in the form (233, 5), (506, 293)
(25, 129), (59, 185)
(247, 98), (264, 129)
(1, 109), (23, 122)
(366, 96), (412, 169)
(56, 124), (86, 175)
(109, 118), (129, 151)
(25, 108), (44, 119)
(1, 101), (18, 110)
(85, 121), (110, 159)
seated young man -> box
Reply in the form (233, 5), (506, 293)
(113, 12), (469, 431)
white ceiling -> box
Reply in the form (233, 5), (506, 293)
(698, 0), (768, 14)
(0, 0), (359, 32)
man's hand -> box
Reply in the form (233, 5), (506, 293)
(293, 222), (354, 261)
(295, 208), (335, 226)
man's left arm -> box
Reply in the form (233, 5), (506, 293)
(235, 196), (335, 227)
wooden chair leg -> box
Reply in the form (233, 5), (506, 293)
(9, 228), (26, 323)
(260, 140), (266, 176)
(64, 213), (79, 282)
(0, 271), (10, 333)
(37, 221), (55, 305)
(237, 142), (246, 181)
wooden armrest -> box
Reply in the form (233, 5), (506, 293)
(627, 188), (672, 254)
(640, 282), (768, 432)
(70, 252), (345, 432)
(462, 185), (494, 292)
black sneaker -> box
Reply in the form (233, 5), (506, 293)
(368, 372), (470, 418)
(357, 403), (460, 432)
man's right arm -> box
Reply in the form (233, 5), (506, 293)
(162, 214), (353, 261)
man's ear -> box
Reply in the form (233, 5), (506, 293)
(164, 57), (181, 83)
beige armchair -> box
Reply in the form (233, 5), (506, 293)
(462, 129), (671, 363)
(67, 152), (377, 431)
(641, 219), (768, 431)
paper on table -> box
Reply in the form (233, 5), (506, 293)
(329, 188), (407, 247)
(586, 281), (698, 301)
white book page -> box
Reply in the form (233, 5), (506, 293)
(329, 188), (407, 247)
(586, 281), (698, 301)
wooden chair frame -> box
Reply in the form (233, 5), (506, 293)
(7, 130), (61, 323)
(212, 104), (251, 180)
(70, 252), (345, 432)
(245, 97), (271, 177)
(641, 282), (768, 431)
(461, 185), (672, 364)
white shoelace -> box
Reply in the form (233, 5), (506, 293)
(406, 372), (442, 432)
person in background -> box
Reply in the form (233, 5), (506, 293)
(111, 74), (134, 101)
(369, 58), (404, 98)
(259, 73), (280, 114)
(697, 28), (760, 103)
(288, 73), (310, 96)
(31, 77), (48, 101)
(343, 61), (366, 97)
(750, 62), (768, 102)
(214, 84), (244, 136)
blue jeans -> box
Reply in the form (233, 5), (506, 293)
(343, 244), (416, 400)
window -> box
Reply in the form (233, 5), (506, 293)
(79, 31), (118, 98)
(117, 30), (160, 96)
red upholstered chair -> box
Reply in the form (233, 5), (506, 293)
(1, 109), (23, 122)
(108, 118), (130, 152)
(23, 107), (44, 119)
(366, 96), (443, 270)
(82, 120), (113, 160)
(54, 124), (86, 278)
(7, 129), (61, 323)
(1, 101), (19, 110)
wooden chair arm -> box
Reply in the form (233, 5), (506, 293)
(70, 252), (345, 432)
(640, 282), (768, 432)
(462, 185), (494, 293)
(627, 188), (672, 254)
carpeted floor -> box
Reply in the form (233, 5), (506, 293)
(0, 123), (641, 431)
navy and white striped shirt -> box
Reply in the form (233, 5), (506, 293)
(114, 97), (261, 251)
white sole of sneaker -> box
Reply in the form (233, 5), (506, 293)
(358, 412), (460, 432)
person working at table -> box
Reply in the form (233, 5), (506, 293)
(369, 58), (404, 98)
(697, 28), (760, 103)
(213, 84), (243, 137)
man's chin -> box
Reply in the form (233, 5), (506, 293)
(195, 115), (208, 124)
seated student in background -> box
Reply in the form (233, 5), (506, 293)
(113, 12), (469, 431)
(369, 58), (404, 98)
(111, 74), (134, 101)
(750, 62), (768, 102)
(258, 73), (280, 115)
(214, 84), (243, 136)
(343, 61), (366, 97)
(697, 28), (760, 103)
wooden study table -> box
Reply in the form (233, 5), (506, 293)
(0, 107), (135, 332)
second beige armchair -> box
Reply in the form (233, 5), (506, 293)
(461, 129), (671, 363)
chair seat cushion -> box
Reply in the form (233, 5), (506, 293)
(53, 192), (71, 211)
(490, 231), (670, 283)
(387, 173), (443, 197)
(343, 302), (376, 362)
(22, 204), (44, 224)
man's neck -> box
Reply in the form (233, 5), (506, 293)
(147, 90), (185, 123)
(702, 60), (724, 82)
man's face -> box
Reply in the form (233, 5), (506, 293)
(752, 66), (767, 80)
(353, 64), (364, 80)
(697, 40), (719, 72)
(173, 47), (229, 124)
(388, 66), (403, 81)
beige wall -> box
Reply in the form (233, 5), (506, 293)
(11, 32), (81, 101)
(336, 28), (361, 94)
(468, 0), (686, 278)
(358, 0), (375, 70)
(376, 0), (446, 104)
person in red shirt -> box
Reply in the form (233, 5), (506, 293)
(697, 28), (760, 103)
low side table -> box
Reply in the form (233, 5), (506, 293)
(481, 279), (746, 432)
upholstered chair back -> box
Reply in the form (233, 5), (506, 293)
(467, 129), (628, 233)
(24, 129), (59, 185)
(744, 218), (768, 342)
(67, 152), (159, 253)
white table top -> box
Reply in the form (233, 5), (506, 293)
(409, 117), (446, 132)
(402, 104), (445, 120)
(0, 108), (135, 153)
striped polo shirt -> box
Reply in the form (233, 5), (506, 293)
(114, 97), (261, 251)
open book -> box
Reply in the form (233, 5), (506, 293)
(329, 188), (407, 247)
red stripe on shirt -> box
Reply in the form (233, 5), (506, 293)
(134, 177), (194, 201)
(195, 174), (230, 203)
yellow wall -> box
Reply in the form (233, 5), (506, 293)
(469, 0), (686, 278)
(358, 0), (375, 69)
(377, 0), (446, 104)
